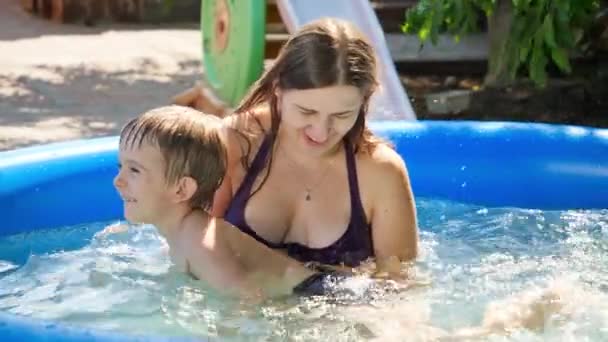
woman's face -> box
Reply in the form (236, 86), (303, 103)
(278, 85), (363, 155)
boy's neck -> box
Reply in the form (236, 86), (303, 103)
(153, 204), (200, 243)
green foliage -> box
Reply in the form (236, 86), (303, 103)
(402, 0), (601, 87)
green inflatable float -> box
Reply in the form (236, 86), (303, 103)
(201, 0), (267, 107)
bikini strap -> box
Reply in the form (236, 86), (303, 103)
(235, 134), (273, 198)
(344, 141), (368, 224)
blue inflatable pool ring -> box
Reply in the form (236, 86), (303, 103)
(1, 120), (607, 341)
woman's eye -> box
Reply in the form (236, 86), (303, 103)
(336, 112), (353, 119)
(129, 167), (140, 174)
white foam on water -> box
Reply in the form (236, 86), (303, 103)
(0, 260), (17, 274)
(1, 200), (607, 340)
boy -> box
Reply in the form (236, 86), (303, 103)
(113, 105), (345, 299)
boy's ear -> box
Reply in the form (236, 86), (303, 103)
(172, 176), (198, 204)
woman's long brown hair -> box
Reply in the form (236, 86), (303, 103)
(229, 18), (387, 195)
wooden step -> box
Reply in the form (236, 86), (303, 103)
(264, 33), (289, 58)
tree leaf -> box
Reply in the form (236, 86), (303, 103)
(529, 32), (548, 87)
(554, 11), (575, 48)
(550, 47), (572, 73)
(543, 14), (557, 48)
(519, 44), (531, 62)
(419, 21), (432, 42)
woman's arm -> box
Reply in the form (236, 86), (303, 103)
(219, 218), (317, 297)
(368, 145), (419, 278)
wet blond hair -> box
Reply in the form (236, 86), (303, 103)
(119, 105), (226, 209)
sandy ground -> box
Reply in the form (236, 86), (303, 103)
(0, 0), (203, 151)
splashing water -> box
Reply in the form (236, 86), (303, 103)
(1, 198), (607, 341)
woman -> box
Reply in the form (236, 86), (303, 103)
(211, 18), (418, 277)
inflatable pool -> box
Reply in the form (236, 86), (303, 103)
(1, 120), (607, 341)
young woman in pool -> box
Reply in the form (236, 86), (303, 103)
(211, 18), (418, 278)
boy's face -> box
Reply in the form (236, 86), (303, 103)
(113, 141), (173, 224)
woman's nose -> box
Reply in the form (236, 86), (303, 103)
(307, 119), (331, 142)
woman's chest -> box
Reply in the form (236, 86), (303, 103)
(239, 166), (355, 248)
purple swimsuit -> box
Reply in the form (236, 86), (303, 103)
(224, 135), (374, 267)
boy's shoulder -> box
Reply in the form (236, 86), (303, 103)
(180, 212), (233, 254)
(181, 211), (214, 239)
(176, 212), (225, 268)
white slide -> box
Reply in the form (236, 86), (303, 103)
(276, 0), (417, 120)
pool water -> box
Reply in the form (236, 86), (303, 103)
(1, 198), (608, 341)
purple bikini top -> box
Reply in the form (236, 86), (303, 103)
(223, 135), (373, 267)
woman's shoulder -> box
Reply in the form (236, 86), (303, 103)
(221, 106), (271, 168)
(355, 143), (412, 203)
(222, 104), (271, 135)
(357, 143), (409, 180)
